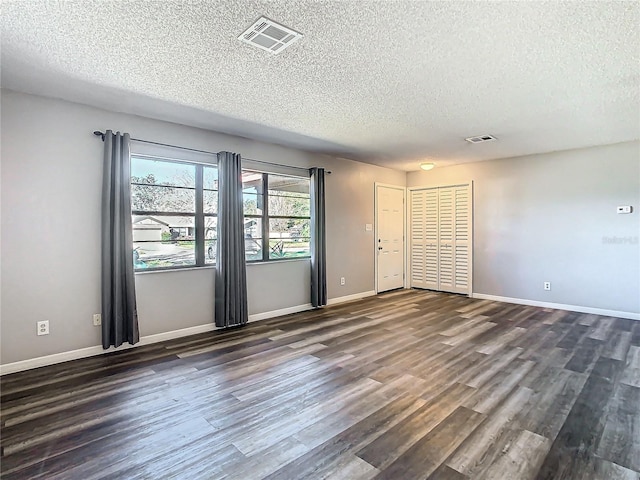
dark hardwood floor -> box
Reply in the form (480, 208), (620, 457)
(2, 290), (639, 479)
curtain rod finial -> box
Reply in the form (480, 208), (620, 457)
(93, 131), (105, 140)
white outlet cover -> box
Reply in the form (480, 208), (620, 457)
(617, 205), (632, 214)
(37, 321), (49, 335)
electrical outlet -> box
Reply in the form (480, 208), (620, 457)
(617, 205), (632, 214)
(37, 320), (49, 336)
(544, 282), (551, 291)
(93, 314), (102, 326)
(340, 277), (346, 286)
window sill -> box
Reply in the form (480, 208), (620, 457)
(134, 257), (310, 274)
(134, 265), (215, 275)
(247, 257), (311, 266)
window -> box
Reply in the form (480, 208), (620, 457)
(130, 157), (310, 270)
(243, 171), (311, 261)
(130, 156), (217, 270)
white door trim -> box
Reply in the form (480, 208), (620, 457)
(407, 180), (474, 191)
(374, 183), (407, 294)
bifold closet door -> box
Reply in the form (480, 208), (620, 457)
(437, 187), (455, 292)
(440, 185), (471, 294)
(410, 188), (439, 290)
(410, 184), (471, 295)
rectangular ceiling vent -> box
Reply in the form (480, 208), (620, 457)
(465, 134), (497, 144)
(238, 17), (303, 55)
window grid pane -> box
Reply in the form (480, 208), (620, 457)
(204, 190), (218, 214)
(268, 174), (310, 196)
(244, 216), (263, 261)
(132, 213), (197, 269)
(243, 193), (264, 215)
(204, 215), (218, 264)
(131, 158), (196, 187)
(131, 184), (196, 213)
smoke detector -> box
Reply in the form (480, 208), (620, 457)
(238, 17), (303, 54)
(465, 134), (497, 144)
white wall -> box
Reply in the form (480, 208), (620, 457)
(407, 141), (640, 315)
(0, 90), (405, 365)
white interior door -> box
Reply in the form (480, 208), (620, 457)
(376, 185), (405, 293)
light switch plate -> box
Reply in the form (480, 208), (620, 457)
(617, 206), (632, 214)
(365, 224), (373, 231)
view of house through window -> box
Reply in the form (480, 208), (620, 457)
(242, 171), (311, 261)
(130, 156), (217, 269)
(130, 156), (310, 270)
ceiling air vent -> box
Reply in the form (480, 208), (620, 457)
(465, 134), (497, 144)
(238, 17), (303, 54)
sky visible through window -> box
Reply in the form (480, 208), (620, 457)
(131, 157), (219, 187)
(131, 158), (193, 184)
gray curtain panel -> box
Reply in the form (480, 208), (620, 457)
(310, 167), (327, 307)
(215, 152), (249, 327)
(101, 130), (139, 348)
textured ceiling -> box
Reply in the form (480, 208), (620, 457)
(2, 1), (639, 171)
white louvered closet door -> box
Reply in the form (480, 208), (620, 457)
(409, 189), (427, 288)
(410, 189), (439, 289)
(437, 188), (455, 292)
(452, 185), (471, 294)
(410, 184), (472, 295)
(424, 189), (440, 289)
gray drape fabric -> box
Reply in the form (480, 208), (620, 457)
(215, 152), (249, 327)
(310, 167), (327, 307)
(101, 130), (139, 349)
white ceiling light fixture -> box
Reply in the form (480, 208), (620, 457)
(420, 162), (435, 171)
(238, 17), (303, 55)
(465, 134), (497, 144)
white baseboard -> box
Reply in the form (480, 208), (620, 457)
(0, 323), (219, 376)
(328, 290), (377, 306)
(248, 303), (313, 322)
(471, 293), (640, 320)
(140, 323), (217, 344)
(1, 293), (377, 376)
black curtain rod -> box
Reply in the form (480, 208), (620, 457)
(93, 131), (331, 174)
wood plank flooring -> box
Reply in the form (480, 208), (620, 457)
(2, 290), (639, 479)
